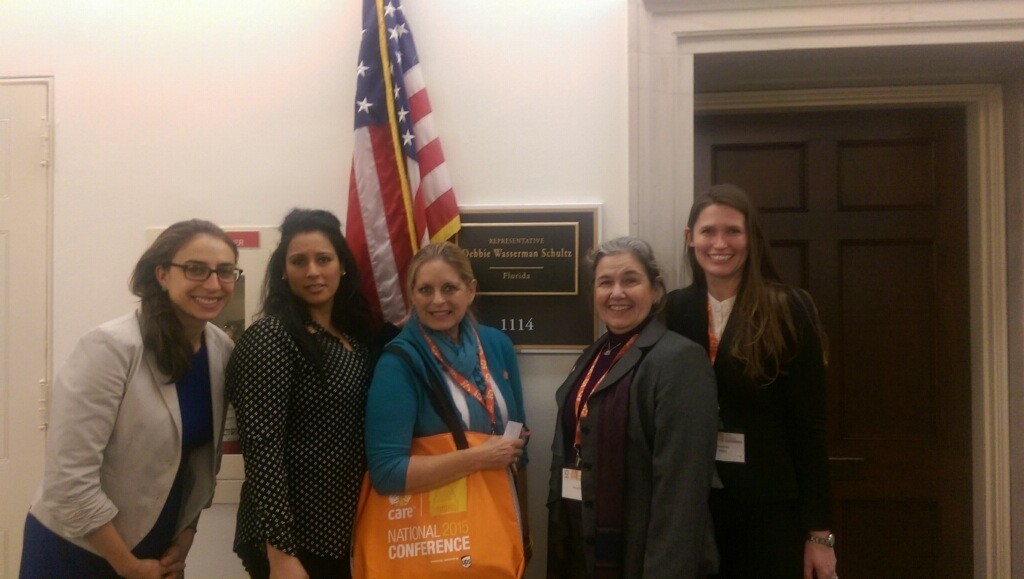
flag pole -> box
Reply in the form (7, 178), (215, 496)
(374, 0), (420, 254)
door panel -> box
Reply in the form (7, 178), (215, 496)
(0, 80), (50, 579)
(841, 241), (936, 441)
(843, 499), (940, 578)
(696, 107), (971, 578)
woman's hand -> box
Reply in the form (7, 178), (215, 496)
(803, 538), (837, 579)
(118, 557), (176, 579)
(472, 435), (524, 471)
(267, 543), (309, 579)
(88, 522), (179, 579)
(157, 527), (196, 578)
(403, 435), (525, 493)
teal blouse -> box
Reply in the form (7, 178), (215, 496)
(364, 320), (527, 494)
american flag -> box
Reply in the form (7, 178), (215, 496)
(346, 0), (460, 324)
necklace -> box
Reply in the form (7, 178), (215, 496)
(603, 339), (625, 356)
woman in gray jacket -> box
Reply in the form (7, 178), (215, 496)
(20, 219), (238, 579)
(546, 237), (718, 578)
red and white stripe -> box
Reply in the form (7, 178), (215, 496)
(405, 63), (458, 247)
(346, 63), (459, 325)
(348, 125), (410, 323)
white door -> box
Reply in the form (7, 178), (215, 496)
(0, 79), (51, 578)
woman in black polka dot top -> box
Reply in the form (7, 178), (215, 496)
(226, 209), (385, 579)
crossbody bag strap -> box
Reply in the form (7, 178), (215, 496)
(385, 345), (470, 450)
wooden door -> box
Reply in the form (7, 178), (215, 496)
(696, 107), (971, 578)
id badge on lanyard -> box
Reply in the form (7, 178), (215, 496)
(561, 468), (582, 501)
(716, 431), (745, 463)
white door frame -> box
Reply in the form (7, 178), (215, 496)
(630, 2), (1020, 576)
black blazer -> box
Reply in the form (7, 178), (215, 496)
(665, 284), (832, 530)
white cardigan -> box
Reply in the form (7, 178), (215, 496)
(30, 312), (232, 554)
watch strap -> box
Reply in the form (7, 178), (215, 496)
(807, 532), (835, 548)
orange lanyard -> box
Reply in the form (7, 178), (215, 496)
(573, 334), (638, 447)
(707, 300), (719, 364)
(419, 323), (497, 431)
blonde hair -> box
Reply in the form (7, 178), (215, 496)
(405, 241), (477, 321)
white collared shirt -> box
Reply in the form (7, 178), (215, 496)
(708, 293), (736, 341)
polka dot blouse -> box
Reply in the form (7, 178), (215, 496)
(226, 315), (372, 559)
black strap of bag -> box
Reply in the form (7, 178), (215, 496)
(385, 345), (470, 450)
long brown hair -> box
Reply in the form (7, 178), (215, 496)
(130, 219), (238, 381)
(686, 184), (826, 383)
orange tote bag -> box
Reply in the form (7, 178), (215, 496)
(352, 431), (525, 578)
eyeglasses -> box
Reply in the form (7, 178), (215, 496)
(168, 262), (243, 282)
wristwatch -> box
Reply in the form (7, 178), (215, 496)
(807, 532), (835, 548)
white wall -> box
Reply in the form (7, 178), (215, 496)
(0, 1), (627, 577)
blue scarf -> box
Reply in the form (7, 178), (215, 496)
(409, 313), (487, 394)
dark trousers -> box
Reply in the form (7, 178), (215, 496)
(236, 541), (351, 579)
(709, 489), (805, 579)
(20, 512), (175, 579)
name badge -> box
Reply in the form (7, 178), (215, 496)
(561, 468), (582, 501)
(716, 431), (745, 463)
(503, 421), (523, 440)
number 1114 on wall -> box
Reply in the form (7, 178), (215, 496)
(500, 318), (535, 331)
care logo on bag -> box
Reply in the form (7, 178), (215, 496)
(389, 494), (412, 507)
(387, 494), (414, 520)
(429, 477), (468, 516)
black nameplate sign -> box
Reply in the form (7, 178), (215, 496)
(456, 207), (598, 351)
(459, 222), (578, 295)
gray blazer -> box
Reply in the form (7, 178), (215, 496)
(30, 312), (232, 554)
(546, 318), (719, 577)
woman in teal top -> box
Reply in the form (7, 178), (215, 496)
(365, 241), (529, 546)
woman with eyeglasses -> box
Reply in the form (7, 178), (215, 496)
(227, 209), (388, 579)
(20, 219), (239, 579)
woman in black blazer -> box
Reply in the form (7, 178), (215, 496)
(665, 184), (838, 579)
